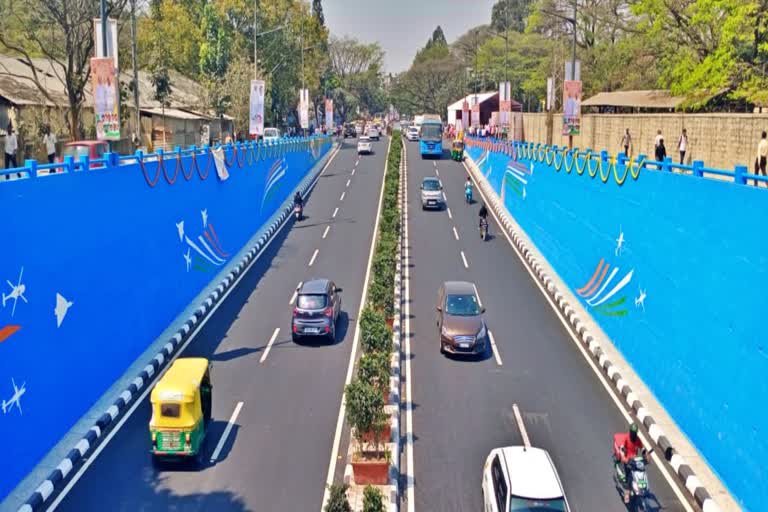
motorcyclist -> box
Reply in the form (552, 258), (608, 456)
(614, 423), (649, 503)
(464, 177), (472, 202)
(478, 203), (489, 229)
(293, 191), (303, 208)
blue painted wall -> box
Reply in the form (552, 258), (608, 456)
(467, 140), (768, 511)
(0, 138), (330, 501)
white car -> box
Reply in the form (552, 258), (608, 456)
(358, 136), (373, 154)
(367, 127), (380, 141)
(482, 447), (571, 512)
(263, 127), (281, 143)
(406, 126), (420, 141)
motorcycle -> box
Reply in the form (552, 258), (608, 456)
(479, 218), (488, 241)
(465, 188), (472, 204)
(294, 203), (303, 221)
(614, 450), (652, 512)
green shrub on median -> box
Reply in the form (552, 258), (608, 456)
(325, 483), (352, 512)
(358, 351), (391, 394)
(362, 485), (385, 512)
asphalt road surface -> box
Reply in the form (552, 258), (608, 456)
(401, 139), (689, 512)
(52, 137), (388, 512)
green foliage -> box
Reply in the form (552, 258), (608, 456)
(358, 352), (391, 392)
(313, 0), (326, 26)
(150, 66), (172, 107)
(491, 0), (532, 33)
(362, 485), (385, 512)
(329, 36), (387, 119)
(324, 483), (351, 512)
(199, 2), (231, 79)
(345, 377), (387, 447)
(360, 308), (392, 353)
(138, 0), (203, 77)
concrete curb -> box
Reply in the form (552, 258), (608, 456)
(464, 150), (721, 512)
(16, 143), (339, 512)
(342, 142), (403, 512)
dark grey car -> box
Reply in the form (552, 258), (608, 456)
(292, 279), (342, 342)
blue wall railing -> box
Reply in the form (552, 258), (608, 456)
(0, 136), (331, 502)
(466, 137), (767, 512)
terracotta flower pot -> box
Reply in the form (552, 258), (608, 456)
(386, 317), (394, 329)
(352, 457), (389, 485)
(361, 422), (392, 444)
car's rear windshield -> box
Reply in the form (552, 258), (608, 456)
(445, 294), (480, 316)
(62, 145), (96, 159)
(264, 128), (279, 137)
(298, 294), (327, 309)
(423, 180), (440, 191)
(509, 497), (567, 511)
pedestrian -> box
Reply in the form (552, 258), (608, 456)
(4, 123), (18, 170)
(654, 129), (663, 148)
(620, 128), (632, 157)
(655, 136), (666, 164)
(755, 131), (768, 187)
(677, 128), (688, 165)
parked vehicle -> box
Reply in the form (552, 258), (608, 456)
(292, 279), (343, 343)
(436, 281), (487, 356)
(149, 358), (212, 466)
(263, 127), (281, 143)
(483, 446), (572, 512)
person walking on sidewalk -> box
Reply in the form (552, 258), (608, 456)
(43, 126), (57, 164)
(755, 131), (768, 187)
(654, 136), (667, 165)
(4, 123), (18, 170)
(677, 129), (688, 165)
(620, 128), (632, 157)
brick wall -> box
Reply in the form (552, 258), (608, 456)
(521, 113), (768, 171)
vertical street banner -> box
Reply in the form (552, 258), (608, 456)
(325, 98), (334, 131)
(461, 100), (469, 131)
(499, 81), (512, 131)
(249, 79), (265, 136)
(562, 80), (582, 136)
(546, 77), (554, 111)
(299, 88), (310, 130)
(91, 57), (120, 140)
(471, 102), (480, 128)
(93, 18), (119, 70)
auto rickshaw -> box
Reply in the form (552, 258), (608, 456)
(451, 137), (465, 161)
(150, 357), (212, 465)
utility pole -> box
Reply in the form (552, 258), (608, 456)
(569, 0), (577, 150)
(130, 0), (140, 146)
(100, 0), (111, 152)
(254, 1), (259, 79)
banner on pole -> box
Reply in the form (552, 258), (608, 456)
(249, 80), (265, 136)
(93, 18), (119, 70)
(461, 100), (469, 131)
(471, 102), (480, 128)
(324, 98), (334, 131)
(546, 77), (554, 111)
(91, 57), (120, 140)
(564, 61), (581, 81)
(562, 80), (582, 136)
(299, 89), (310, 130)
(498, 81), (512, 129)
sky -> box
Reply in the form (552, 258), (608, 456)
(323, 0), (497, 73)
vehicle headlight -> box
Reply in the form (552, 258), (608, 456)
(477, 324), (487, 340)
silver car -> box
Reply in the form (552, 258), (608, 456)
(420, 176), (445, 210)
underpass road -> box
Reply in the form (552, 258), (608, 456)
(403, 140), (688, 512)
(52, 138), (388, 512)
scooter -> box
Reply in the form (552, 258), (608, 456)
(479, 218), (488, 241)
(465, 188), (472, 204)
(294, 203), (303, 221)
(614, 450), (652, 512)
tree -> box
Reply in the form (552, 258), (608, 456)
(324, 483), (351, 512)
(220, 54), (256, 137)
(491, 0), (533, 33)
(313, 0), (325, 26)
(150, 65), (172, 147)
(328, 36), (386, 118)
(0, 0), (128, 138)
(138, 0), (202, 78)
(429, 26), (448, 48)
(362, 485), (385, 512)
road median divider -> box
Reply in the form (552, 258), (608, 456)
(327, 132), (402, 512)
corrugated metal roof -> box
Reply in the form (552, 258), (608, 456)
(447, 93), (497, 110)
(581, 90), (685, 109)
(140, 107), (207, 120)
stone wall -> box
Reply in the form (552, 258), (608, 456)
(521, 113), (768, 171)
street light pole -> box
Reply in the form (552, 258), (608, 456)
(130, 0), (140, 146)
(569, 0), (577, 150)
(254, 1), (259, 79)
(100, 0), (111, 152)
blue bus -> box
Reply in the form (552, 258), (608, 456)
(419, 119), (443, 158)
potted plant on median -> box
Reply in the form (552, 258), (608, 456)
(325, 483), (352, 512)
(362, 485), (385, 512)
(358, 350), (392, 408)
(345, 377), (390, 485)
(360, 308), (392, 354)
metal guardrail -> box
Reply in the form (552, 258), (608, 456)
(465, 136), (767, 187)
(0, 135), (331, 180)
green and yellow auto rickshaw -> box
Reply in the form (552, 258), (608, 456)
(451, 138), (465, 161)
(150, 357), (212, 466)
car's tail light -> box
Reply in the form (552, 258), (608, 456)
(293, 308), (299, 317)
(324, 325), (331, 333)
(324, 307), (334, 318)
(292, 324), (299, 333)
